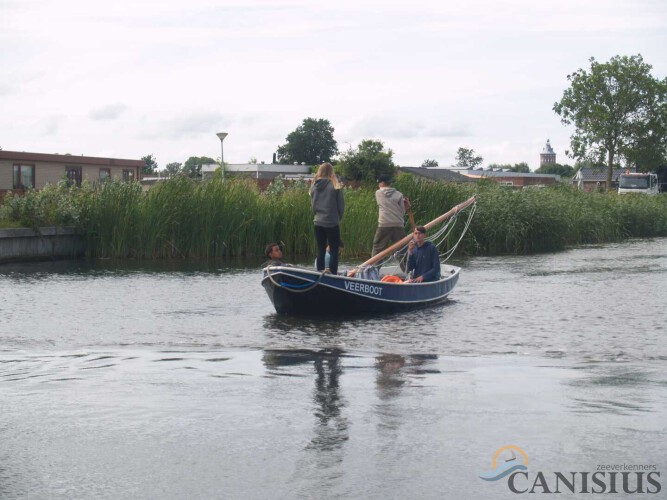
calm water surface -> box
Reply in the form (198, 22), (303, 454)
(1, 238), (666, 499)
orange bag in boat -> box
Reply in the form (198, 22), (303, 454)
(381, 275), (403, 283)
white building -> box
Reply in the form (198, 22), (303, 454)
(201, 163), (312, 181)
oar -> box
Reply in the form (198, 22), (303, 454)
(347, 195), (476, 277)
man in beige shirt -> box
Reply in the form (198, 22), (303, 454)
(371, 174), (411, 256)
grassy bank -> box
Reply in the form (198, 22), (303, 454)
(1, 176), (666, 259)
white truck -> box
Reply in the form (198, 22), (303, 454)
(618, 172), (659, 195)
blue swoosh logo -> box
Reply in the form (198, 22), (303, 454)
(479, 464), (528, 481)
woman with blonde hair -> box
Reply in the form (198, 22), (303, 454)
(310, 162), (344, 274)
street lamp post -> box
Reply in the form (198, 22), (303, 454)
(216, 132), (228, 179)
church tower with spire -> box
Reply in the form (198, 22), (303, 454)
(540, 139), (556, 166)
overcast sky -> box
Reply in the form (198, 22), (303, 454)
(2, 0), (666, 169)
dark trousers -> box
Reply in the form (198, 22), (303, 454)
(314, 225), (341, 274)
(371, 226), (406, 256)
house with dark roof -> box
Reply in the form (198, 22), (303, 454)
(572, 167), (624, 192)
(0, 150), (145, 198)
(200, 162), (312, 190)
(460, 169), (560, 188)
(399, 166), (560, 189)
(398, 167), (475, 183)
(202, 162), (312, 180)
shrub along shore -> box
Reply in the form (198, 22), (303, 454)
(1, 176), (666, 260)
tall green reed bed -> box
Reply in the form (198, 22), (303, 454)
(2, 176), (666, 259)
(393, 176), (667, 255)
(79, 177), (380, 259)
(81, 177), (315, 259)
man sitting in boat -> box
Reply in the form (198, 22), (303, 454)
(406, 226), (441, 283)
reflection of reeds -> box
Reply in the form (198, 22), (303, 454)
(41, 175), (667, 258)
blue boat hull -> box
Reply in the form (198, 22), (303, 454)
(261, 265), (460, 315)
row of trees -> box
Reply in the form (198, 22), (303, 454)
(141, 154), (216, 178)
(142, 54), (667, 188)
(141, 142), (572, 182)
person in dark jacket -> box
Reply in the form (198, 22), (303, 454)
(406, 226), (440, 283)
(310, 162), (344, 274)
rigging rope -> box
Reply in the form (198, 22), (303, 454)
(372, 198), (477, 270)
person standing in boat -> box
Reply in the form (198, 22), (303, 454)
(310, 162), (344, 274)
(314, 241), (344, 271)
(371, 174), (411, 256)
(406, 226), (440, 283)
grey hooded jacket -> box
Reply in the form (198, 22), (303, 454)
(375, 187), (405, 227)
(310, 178), (344, 227)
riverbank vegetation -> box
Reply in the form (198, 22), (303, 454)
(1, 176), (666, 259)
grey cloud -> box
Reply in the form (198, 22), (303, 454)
(164, 112), (226, 138)
(0, 0), (23, 9)
(425, 122), (471, 138)
(0, 71), (46, 96)
(89, 103), (128, 121)
(41, 115), (64, 136)
(350, 115), (471, 140)
(0, 82), (17, 96)
(146, 111), (286, 141)
(349, 116), (425, 139)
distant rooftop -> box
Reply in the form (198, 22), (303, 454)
(201, 163), (311, 174)
(462, 170), (560, 180)
(0, 149), (144, 167)
(574, 167), (625, 182)
(398, 167), (475, 182)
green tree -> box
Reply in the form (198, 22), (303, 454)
(626, 132), (667, 172)
(164, 162), (182, 177)
(337, 139), (396, 182)
(554, 54), (667, 190)
(182, 156), (216, 178)
(535, 163), (574, 177)
(141, 154), (158, 175)
(276, 118), (338, 165)
(510, 162), (530, 173)
(420, 159), (439, 168)
(455, 147), (483, 169)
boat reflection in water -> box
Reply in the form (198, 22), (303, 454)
(375, 353), (440, 398)
(263, 349), (349, 454)
(261, 349), (440, 453)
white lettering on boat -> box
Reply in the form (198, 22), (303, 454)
(343, 280), (383, 296)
